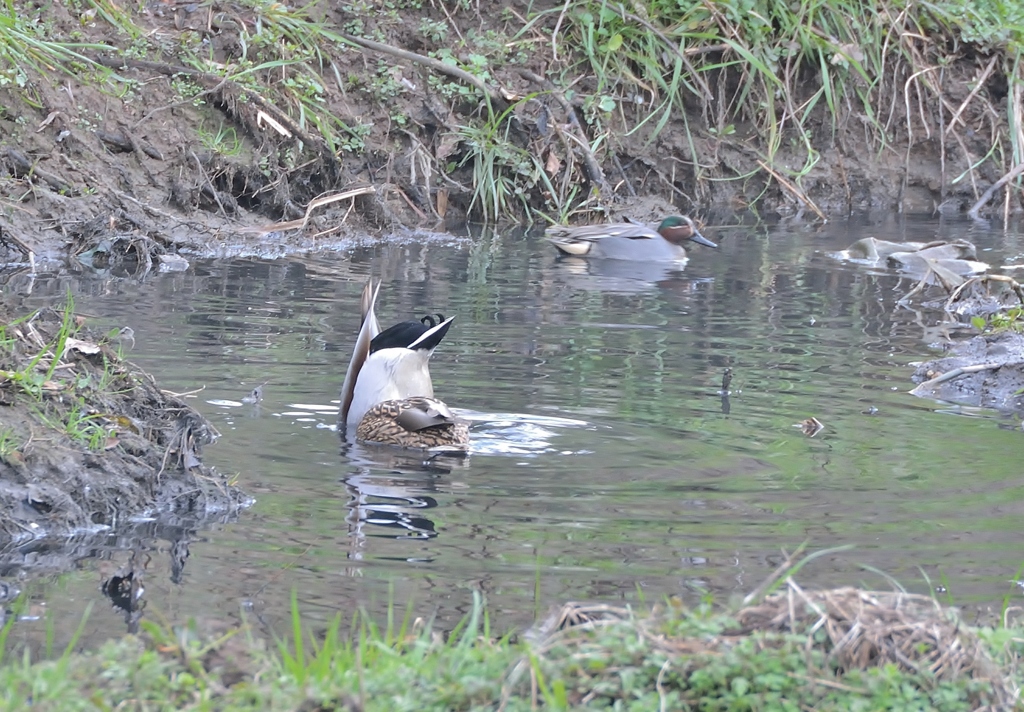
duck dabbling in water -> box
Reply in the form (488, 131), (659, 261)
(339, 278), (468, 451)
(355, 396), (469, 452)
(545, 215), (717, 261)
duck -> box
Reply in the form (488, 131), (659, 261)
(545, 215), (717, 261)
(339, 278), (469, 451)
(356, 396), (470, 452)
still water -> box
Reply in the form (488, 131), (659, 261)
(2, 214), (1023, 649)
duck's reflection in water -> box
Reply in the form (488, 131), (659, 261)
(337, 412), (589, 565)
(339, 442), (469, 565)
(551, 256), (715, 294)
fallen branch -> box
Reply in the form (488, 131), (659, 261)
(340, 34), (508, 112)
(912, 361), (1012, 390)
(967, 160), (1024, 219)
(5, 147), (74, 194)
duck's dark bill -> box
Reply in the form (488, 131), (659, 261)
(691, 232), (718, 248)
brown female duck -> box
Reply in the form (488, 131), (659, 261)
(339, 278), (469, 452)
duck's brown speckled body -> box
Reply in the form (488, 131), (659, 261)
(340, 277), (469, 452)
(355, 396), (469, 452)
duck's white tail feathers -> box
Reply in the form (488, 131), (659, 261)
(340, 277), (381, 426)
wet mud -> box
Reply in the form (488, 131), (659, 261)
(911, 332), (1024, 412)
(0, 304), (249, 570)
(0, 1), (1018, 272)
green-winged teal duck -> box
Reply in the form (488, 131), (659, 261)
(546, 215), (717, 261)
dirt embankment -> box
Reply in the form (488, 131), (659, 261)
(0, 1), (1020, 268)
(0, 303), (248, 564)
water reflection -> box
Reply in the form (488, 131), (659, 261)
(343, 470), (441, 554)
(552, 255), (713, 293)
(1, 215), (1023, 653)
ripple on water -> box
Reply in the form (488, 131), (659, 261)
(8, 219), (1024, 650)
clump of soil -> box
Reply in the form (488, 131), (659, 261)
(910, 331), (1024, 412)
(0, 304), (248, 547)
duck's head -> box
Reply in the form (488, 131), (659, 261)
(657, 215), (717, 248)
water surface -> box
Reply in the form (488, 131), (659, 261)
(2, 213), (1023, 650)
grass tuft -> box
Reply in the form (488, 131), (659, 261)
(0, 583), (1019, 710)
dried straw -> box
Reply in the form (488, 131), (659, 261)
(520, 577), (1018, 711)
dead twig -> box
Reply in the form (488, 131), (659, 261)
(5, 148), (74, 194)
(912, 361), (1016, 389)
(516, 68), (611, 202)
(242, 185), (377, 235)
(340, 34), (508, 112)
(757, 160), (827, 221)
(190, 151), (228, 217)
(944, 55), (999, 137)
(968, 160), (1024, 219)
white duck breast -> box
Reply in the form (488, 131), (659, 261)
(343, 309), (455, 427)
(347, 347), (434, 426)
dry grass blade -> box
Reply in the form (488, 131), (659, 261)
(736, 585), (1010, 700)
(756, 160), (826, 221)
(245, 186), (376, 234)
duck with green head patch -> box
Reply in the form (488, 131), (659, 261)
(546, 215), (717, 262)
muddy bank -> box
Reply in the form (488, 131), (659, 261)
(0, 303), (248, 560)
(911, 331), (1024, 412)
(826, 235), (1024, 413)
(1, 1), (1022, 267)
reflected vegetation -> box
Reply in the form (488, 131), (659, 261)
(1, 214), (1024, 652)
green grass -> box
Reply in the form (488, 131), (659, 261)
(0, 292), (81, 400)
(516, 0), (1024, 202)
(0, 0), (116, 92)
(0, 586), (1018, 711)
(4, 0), (1024, 222)
(0, 296), (131, 451)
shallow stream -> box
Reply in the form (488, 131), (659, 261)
(2, 214), (1023, 650)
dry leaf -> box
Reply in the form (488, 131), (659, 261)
(795, 417), (825, 437)
(436, 188), (448, 218)
(64, 337), (102, 356)
(545, 149), (561, 176)
(37, 111), (60, 132)
(435, 134), (458, 163)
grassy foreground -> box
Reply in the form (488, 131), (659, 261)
(0, 587), (1020, 711)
